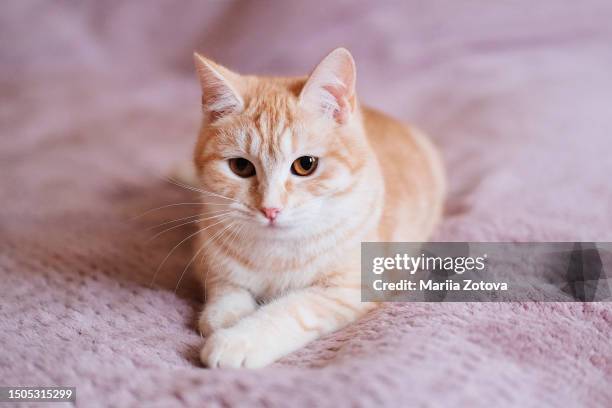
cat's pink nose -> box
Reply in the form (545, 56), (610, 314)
(261, 207), (281, 221)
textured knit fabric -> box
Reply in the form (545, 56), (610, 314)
(1, 1), (611, 407)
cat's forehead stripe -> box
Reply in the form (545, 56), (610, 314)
(249, 106), (295, 160)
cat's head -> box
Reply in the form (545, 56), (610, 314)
(193, 48), (372, 238)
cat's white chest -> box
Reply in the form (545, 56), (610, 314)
(223, 241), (334, 299)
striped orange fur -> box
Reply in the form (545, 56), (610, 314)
(191, 48), (445, 368)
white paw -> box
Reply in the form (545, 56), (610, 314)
(198, 291), (257, 336)
(198, 307), (246, 337)
(200, 328), (274, 369)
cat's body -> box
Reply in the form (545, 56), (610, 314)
(190, 49), (444, 368)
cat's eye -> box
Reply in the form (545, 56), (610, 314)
(228, 158), (256, 178)
(291, 156), (319, 176)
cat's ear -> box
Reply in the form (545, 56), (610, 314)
(193, 52), (244, 121)
(299, 48), (357, 125)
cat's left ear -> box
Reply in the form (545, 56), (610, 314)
(299, 48), (357, 125)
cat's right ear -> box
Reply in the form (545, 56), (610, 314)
(193, 52), (244, 121)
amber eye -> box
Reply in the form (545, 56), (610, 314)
(228, 158), (256, 178)
(291, 156), (319, 176)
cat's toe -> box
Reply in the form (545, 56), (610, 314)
(201, 328), (272, 369)
(201, 330), (251, 368)
(201, 332), (225, 368)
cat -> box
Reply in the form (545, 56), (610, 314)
(190, 48), (445, 368)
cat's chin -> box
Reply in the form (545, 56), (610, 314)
(250, 216), (289, 229)
(257, 222), (291, 231)
(251, 221), (303, 237)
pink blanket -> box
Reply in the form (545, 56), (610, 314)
(1, 1), (611, 406)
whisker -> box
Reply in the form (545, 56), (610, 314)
(202, 222), (245, 303)
(225, 221), (244, 253)
(148, 217), (229, 288)
(146, 212), (230, 243)
(131, 203), (204, 220)
(146, 209), (231, 231)
(198, 202), (235, 206)
(148, 171), (240, 205)
(133, 201), (238, 221)
(199, 218), (242, 267)
(175, 221), (235, 293)
(165, 177), (241, 204)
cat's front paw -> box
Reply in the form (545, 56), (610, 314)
(198, 306), (249, 337)
(201, 328), (274, 369)
(198, 291), (257, 336)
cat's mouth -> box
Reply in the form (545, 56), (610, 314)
(254, 217), (291, 231)
(263, 219), (288, 229)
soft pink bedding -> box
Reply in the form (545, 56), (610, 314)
(1, 1), (611, 406)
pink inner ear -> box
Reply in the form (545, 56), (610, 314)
(323, 84), (352, 124)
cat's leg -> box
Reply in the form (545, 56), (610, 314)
(198, 284), (257, 336)
(200, 285), (375, 368)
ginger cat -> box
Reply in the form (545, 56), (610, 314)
(191, 48), (444, 368)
